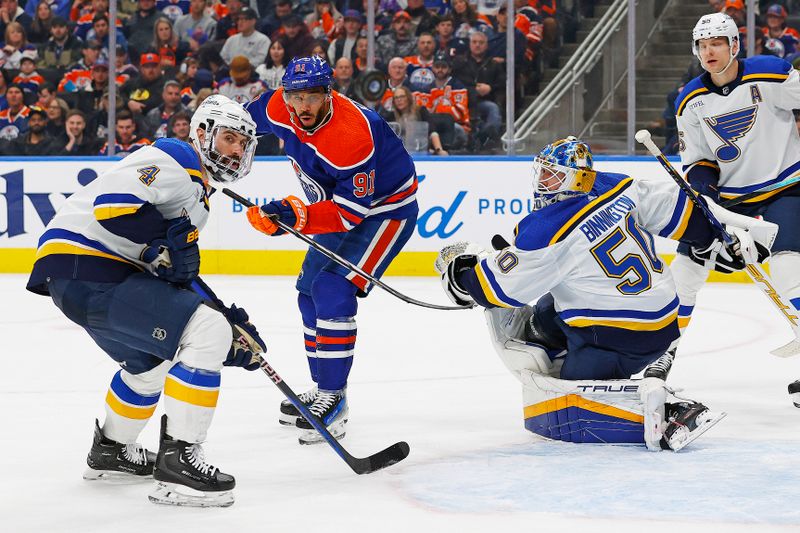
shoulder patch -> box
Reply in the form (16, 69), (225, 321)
(153, 138), (203, 181)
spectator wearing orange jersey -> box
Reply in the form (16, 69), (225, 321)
(428, 53), (468, 149)
(13, 49), (43, 99)
(513, 0), (543, 63)
(380, 56), (411, 112)
(214, 0), (243, 41)
(98, 109), (151, 155)
(305, 0), (341, 41)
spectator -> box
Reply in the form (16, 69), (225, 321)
(191, 86), (212, 110)
(152, 16), (189, 69)
(145, 79), (188, 138)
(157, 0), (191, 24)
(98, 109), (151, 155)
(332, 56), (360, 102)
(214, 0), (243, 41)
(513, 0), (543, 65)
(304, 0), (341, 41)
(763, 4), (799, 58)
(379, 85), (448, 155)
(58, 40), (101, 91)
(75, 58), (114, 114)
(0, 84), (29, 139)
(13, 49), (43, 101)
(0, 0), (33, 38)
(75, 0), (122, 42)
(255, 39), (287, 90)
(489, 4), (527, 66)
(259, 0), (292, 39)
(25, 0), (70, 21)
(309, 38), (331, 64)
(35, 80), (54, 108)
(36, 15), (80, 69)
(404, 31), (436, 92)
(452, 0), (492, 36)
(28, 0), (53, 44)
(279, 15), (315, 60)
(126, 0), (160, 59)
(87, 86), (126, 138)
(93, 13), (128, 60)
(352, 35), (379, 75)
(0, 70), (7, 108)
(377, 11), (417, 66)
(429, 53), (469, 149)
(174, 0), (215, 55)
(166, 109), (191, 141)
(404, 0), (436, 36)
(453, 28), (504, 149)
(220, 6), (270, 66)
(328, 9), (362, 63)
(723, 0), (745, 27)
(380, 56), (410, 111)
(2, 105), (56, 154)
(60, 109), (101, 154)
(0, 21), (33, 70)
(434, 13), (468, 60)
(43, 94), (67, 136)
(532, 0), (560, 67)
(115, 44), (139, 81)
(123, 52), (166, 115)
(217, 54), (267, 104)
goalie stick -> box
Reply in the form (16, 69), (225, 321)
(636, 129), (800, 358)
(189, 276), (411, 475)
(222, 187), (471, 311)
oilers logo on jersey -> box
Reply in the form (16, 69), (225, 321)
(289, 157), (327, 203)
(703, 105), (758, 162)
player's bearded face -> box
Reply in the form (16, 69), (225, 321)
(285, 89), (328, 128)
(213, 128), (251, 171)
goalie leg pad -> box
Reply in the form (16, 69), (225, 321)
(485, 307), (561, 381)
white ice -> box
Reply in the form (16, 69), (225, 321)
(2, 274), (799, 533)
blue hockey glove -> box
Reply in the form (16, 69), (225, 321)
(225, 344), (261, 371)
(224, 304), (267, 366)
(140, 217), (200, 284)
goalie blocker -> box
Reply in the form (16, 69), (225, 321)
(485, 307), (726, 451)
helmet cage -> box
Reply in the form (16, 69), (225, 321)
(531, 158), (595, 210)
(200, 122), (256, 184)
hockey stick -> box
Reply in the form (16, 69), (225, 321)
(720, 175), (800, 208)
(636, 130), (800, 358)
(190, 276), (411, 474)
(222, 187), (471, 311)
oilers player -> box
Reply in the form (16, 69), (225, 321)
(670, 13), (800, 397)
(25, 95), (264, 507)
(435, 137), (776, 450)
(244, 56), (418, 444)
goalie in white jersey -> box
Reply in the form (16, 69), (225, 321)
(25, 95), (263, 507)
(671, 13), (800, 402)
(436, 136), (774, 451)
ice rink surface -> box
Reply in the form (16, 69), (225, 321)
(2, 274), (799, 533)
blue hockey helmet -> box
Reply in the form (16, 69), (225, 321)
(282, 56), (333, 93)
(531, 136), (595, 209)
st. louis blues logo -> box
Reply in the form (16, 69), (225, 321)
(703, 105), (758, 163)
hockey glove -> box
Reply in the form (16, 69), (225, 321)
(441, 254), (479, 307)
(140, 217), (200, 283)
(224, 305), (265, 371)
(688, 225), (762, 273)
(246, 196), (308, 236)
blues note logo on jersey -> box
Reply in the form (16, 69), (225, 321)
(703, 105), (758, 163)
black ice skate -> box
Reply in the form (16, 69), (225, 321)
(660, 401), (726, 451)
(149, 415), (235, 508)
(788, 380), (800, 408)
(279, 386), (318, 426)
(83, 419), (155, 481)
(644, 349), (676, 380)
(296, 389), (348, 445)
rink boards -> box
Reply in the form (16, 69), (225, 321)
(0, 156), (751, 281)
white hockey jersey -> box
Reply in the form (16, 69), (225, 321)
(675, 56), (800, 204)
(464, 172), (714, 353)
(27, 138), (209, 295)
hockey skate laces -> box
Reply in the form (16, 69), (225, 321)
(309, 391), (338, 416)
(186, 444), (216, 476)
(123, 443), (147, 465)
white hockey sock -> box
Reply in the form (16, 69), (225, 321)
(103, 361), (171, 444)
(769, 252), (800, 313)
(670, 254), (710, 333)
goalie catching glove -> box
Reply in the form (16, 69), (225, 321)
(247, 195), (308, 236)
(434, 242), (489, 307)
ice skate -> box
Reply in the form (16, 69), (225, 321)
(83, 419), (155, 482)
(149, 415), (235, 508)
(296, 389), (348, 445)
(661, 402), (726, 451)
(789, 380), (800, 408)
(279, 386), (318, 426)
(644, 349), (676, 380)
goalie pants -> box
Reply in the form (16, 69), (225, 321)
(295, 214), (417, 391)
(47, 274), (230, 444)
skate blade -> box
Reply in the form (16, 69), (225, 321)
(770, 339), (800, 358)
(83, 468), (152, 483)
(298, 419), (347, 445)
(278, 413), (300, 426)
(669, 411), (727, 452)
(148, 481), (234, 508)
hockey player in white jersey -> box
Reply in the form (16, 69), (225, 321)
(671, 13), (800, 398)
(25, 95), (262, 507)
(436, 137), (776, 451)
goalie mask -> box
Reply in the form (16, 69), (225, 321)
(189, 94), (257, 184)
(692, 13), (739, 74)
(531, 136), (595, 210)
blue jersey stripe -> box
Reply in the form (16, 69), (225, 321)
(93, 193), (146, 206)
(560, 296), (679, 321)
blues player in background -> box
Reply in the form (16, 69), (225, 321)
(435, 137), (776, 450)
(671, 13), (800, 402)
(244, 56), (418, 444)
(26, 95), (263, 507)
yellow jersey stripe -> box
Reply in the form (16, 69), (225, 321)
(549, 178), (633, 245)
(741, 73), (789, 81)
(668, 198), (694, 240)
(564, 312), (678, 331)
(93, 206), (140, 221)
(474, 263), (513, 308)
(105, 391), (158, 420)
(676, 87), (709, 116)
(35, 242), (134, 264)
(523, 394), (644, 424)
(185, 168), (203, 179)
(164, 377), (219, 408)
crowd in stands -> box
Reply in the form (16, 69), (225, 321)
(0, 0), (583, 156)
(657, 0), (800, 154)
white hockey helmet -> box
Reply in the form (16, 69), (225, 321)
(189, 94), (258, 184)
(692, 12), (739, 57)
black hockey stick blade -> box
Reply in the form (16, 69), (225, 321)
(349, 440), (411, 475)
(491, 234), (511, 250)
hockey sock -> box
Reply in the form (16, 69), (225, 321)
(770, 252), (800, 314)
(670, 254), (709, 333)
(163, 362), (220, 443)
(312, 272), (358, 391)
(103, 369), (162, 444)
(298, 292), (319, 383)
